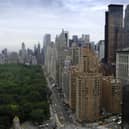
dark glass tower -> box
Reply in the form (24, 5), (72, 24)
(104, 4), (123, 64)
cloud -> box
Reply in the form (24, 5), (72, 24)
(0, 0), (128, 51)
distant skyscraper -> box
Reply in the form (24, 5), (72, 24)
(43, 34), (51, 66)
(105, 4), (123, 64)
(22, 42), (25, 50)
(82, 34), (90, 44)
(98, 40), (105, 61)
(64, 31), (69, 47)
(72, 35), (78, 43)
(20, 42), (26, 63)
(55, 30), (69, 89)
(43, 34), (51, 47)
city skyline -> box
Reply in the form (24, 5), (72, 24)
(0, 0), (128, 51)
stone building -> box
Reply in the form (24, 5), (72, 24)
(75, 47), (102, 122)
(116, 48), (129, 85)
(102, 76), (122, 113)
(69, 66), (79, 111)
(76, 73), (102, 122)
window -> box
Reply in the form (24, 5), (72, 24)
(94, 79), (100, 96)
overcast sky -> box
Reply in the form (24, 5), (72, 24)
(0, 0), (128, 51)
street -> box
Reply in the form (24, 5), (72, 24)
(43, 66), (122, 129)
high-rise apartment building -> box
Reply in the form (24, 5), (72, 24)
(75, 47), (102, 122)
(105, 4), (123, 64)
(69, 66), (79, 111)
(76, 73), (102, 122)
(102, 76), (122, 113)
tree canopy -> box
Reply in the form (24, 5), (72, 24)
(0, 64), (50, 129)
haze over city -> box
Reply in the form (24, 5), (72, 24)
(0, 0), (128, 51)
(1, 1), (129, 129)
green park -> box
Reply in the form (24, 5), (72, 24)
(0, 64), (50, 129)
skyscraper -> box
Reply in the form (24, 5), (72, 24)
(124, 5), (129, 32)
(75, 47), (102, 122)
(43, 34), (51, 68)
(124, 5), (129, 48)
(105, 4), (123, 64)
(98, 40), (105, 61)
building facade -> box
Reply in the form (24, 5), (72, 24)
(123, 85), (129, 125)
(55, 30), (69, 89)
(69, 66), (79, 111)
(76, 73), (102, 122)
(105, 4), (123, 64)
(75, 47), (102, 122)
(102, 76), (122, 114)
(98, 40), (105, 61)
(116, 49), (129, 85)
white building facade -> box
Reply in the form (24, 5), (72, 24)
(116, 49), (129, 85)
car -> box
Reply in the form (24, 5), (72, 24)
(117, 120), (122, 125)
(38, 124), (45, 128)
(45, 123), (49, 126)
(112, 118), (117, 122)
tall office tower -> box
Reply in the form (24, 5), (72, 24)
(55, 30), (68, 89)
(20, 42), (27, 63)
(22, 42), (25, 50)
(104, 4), (123, 64)
(82, 34), (90, 44)
(36, 43), (42, 64)
(43, 34), (51, 69)
(64, 31), (69, 47)
(45, 41), (57, 81)
(98, 40), (105, 61)
(76, 47), (102, 122)
(125, 5), (129, 31)
(1, 48), (8, 64)
(72, 35), (78, 43)
(124, 5), (129, 48)
(43, 34), (51, 47)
